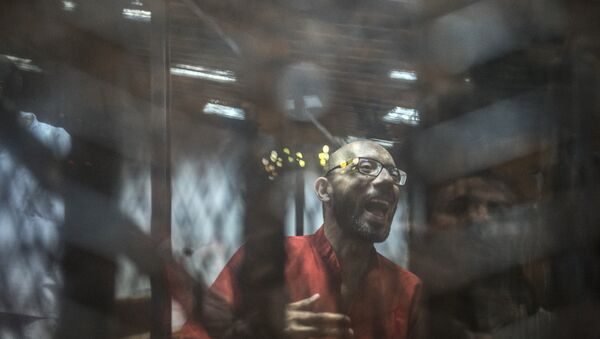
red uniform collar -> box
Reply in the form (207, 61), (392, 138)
(311, 226), (378, 278)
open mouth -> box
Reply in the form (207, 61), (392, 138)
(364, 199), (391, 218)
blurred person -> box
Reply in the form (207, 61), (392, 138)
(0, 57), (71, 338)
(179, 141), (423, 339)
(413, 175), (554, 339)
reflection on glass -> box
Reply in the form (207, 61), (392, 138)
(170, 64), (236, 83)
(388, 69), (418, 81)
(203, 102), (245, 120)
(382, 106), (420, 125)
(122, 8), (152, 22)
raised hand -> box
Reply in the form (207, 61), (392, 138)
(285, 293), (354, 338)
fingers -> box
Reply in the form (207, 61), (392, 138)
(287, 295), (354, 338)
(296, 311), (351, 328)
(286, 324), (354, 338)
(286, 310), (353, 338)
(288, 293), (320, 310)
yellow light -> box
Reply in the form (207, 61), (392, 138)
(324, 154), (329, 160)
(299, 160), (306, 168)
(288, 156), (294, 162)
(283, 147), (290, 154)
(296, 152), (303, 159)
(276, 161), (282, 167)
(318, 153), (325, 160)
(323, 145), (329, 153)
(320, 159), (327, 166)
(270, 151), (277, 162)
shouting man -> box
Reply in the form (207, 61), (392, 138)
(182, 140), (422, 339)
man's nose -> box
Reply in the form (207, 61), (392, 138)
(466, 203), (489, 223)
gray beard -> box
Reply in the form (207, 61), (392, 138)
(354, 219), (388, 243)
(332, 195), (388, 243)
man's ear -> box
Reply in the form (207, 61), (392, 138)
(314, 177), (332, 202)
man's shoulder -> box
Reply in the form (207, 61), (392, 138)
(283, 233), (316, 253)
(285, 233), (314, 242)
(223, 233), (317, 270)
(375, 252), (421, 287)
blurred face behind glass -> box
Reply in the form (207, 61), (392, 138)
(421, 175), (525, 288)
(327, 142), (401, 243)
(430, 177), (517, 239)
(426, 177), (535, 334)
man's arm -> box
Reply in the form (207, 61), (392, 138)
(179, 246), (353, 339)
(407, 282), (426, 339)
(176, 247), (245, 339)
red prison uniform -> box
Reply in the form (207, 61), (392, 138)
(180, 226), (423, 339)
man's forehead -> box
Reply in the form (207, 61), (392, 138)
(329, 141), (395, 168)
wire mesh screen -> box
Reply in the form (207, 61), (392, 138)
(171, 132), (246, 286)
(115, 160), (152, 299)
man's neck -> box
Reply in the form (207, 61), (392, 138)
(324, 221), (373, 310)
(323, 221), (372, 276)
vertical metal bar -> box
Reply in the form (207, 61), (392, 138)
(295, 169), (305, 236)
(292, 97), (305, 236)
(149, 0), (172, 337)
(239, 134), (287, 338)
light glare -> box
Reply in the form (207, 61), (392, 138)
(203, 102), (245, 120)
(62, 0), (76, 11)
(170, 64), (236, 83)
(382, 106), (420, 125)
(370, 138), (396, 148)
(389, 69), (418, 81)
(3, 55), (42, 73)
(284, 95), (323, 111)
(122, 8), (152, 22)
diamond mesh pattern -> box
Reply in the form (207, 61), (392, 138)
(171, 150), (245, 285)
(115, 161), (152, 298)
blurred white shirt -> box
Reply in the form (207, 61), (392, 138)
(0, 112), (71, 319)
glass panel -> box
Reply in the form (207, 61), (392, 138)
(1, 1), (599, 338)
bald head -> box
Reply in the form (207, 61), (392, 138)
(328, 140), (394, 173)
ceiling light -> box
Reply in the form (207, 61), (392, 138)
(122, 8), (151, 22)
(170, 64), (236, 83)
(284, 95), (323, 111)
(3, 55), (42, 73)
(382, 106), (420, 125)
(388, 69), (418, 81)
(62, 0), (76, 11)
(203, 102), (245, 120)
